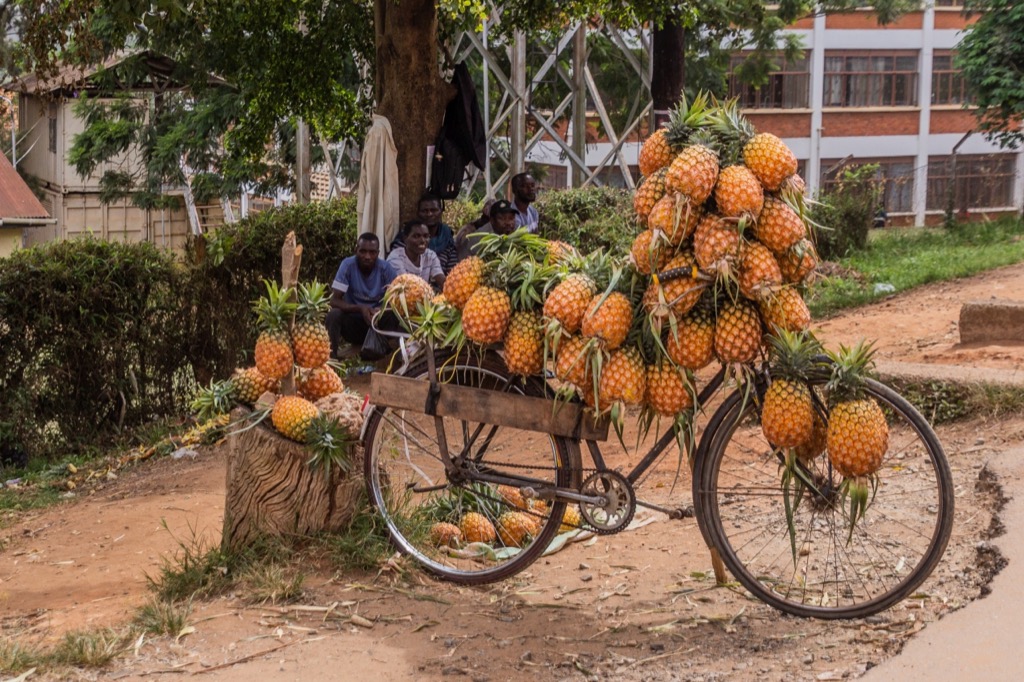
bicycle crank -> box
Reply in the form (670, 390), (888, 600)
(578, 471), (636, 534)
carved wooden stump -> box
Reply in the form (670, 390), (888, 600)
(222, 407), (363, 552)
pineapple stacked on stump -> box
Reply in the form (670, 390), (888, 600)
(217, 233), (365, 552)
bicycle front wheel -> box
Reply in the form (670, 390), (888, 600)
(363, 352), (580, 585)
(695, 377), (954, 619)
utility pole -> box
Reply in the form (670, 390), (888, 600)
(296, 118), (311, 204)
(571, 24), (587, 188)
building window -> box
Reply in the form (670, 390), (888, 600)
(933, 0), (963, 7)
(927, 154), (1016, 210)
(931, 52), (969, 105)
(820, 158), (915, 213)
(728, 53), (810, 109)
(823, 52), (919, 107)
(47, 103), (57, 154)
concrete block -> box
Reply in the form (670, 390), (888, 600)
(959, 299), (1024, 345)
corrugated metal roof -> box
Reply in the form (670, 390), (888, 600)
(0, 152), (50, 221)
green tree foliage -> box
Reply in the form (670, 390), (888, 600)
(957, 0), (1024, 149)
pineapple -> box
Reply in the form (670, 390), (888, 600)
(292, 281), (332, 369)
(633, 167), (669, 221)
(598, 347), (646, 408)
(559, 505), (583, 533)
(581, 291), (634, 351)
(755, 196), (806, 255)
(384, 273), (434, 321)
(759, 286), (811, 334)
(639, 128), (673, 177)
(693, 214), (742, 275)
(648, 193), (703, 246)
(546, 240), (575, 264)
(429, 521), (462, 547)
(713, 299), (763, 365)
(630, 229), (670, 276)
(778, 239), (819, 284)
(253, 280), (297, 380)
(443, 256), (485, 309)
(555, 334), (592, 389)
(462, 286), (511, 345)
(639, 91), (713, 178)
(496, 511), (535, 547)
(643, 252), (705, 322)
(714, 165), (764, 223)
(296, 365), (344, 402)
(665, 133), (720, 205)
(762, 330), (820, 449)
(544, 273), (597, 335)
(645, 362), (694, 417)
(666, 304), (716, 371)
(504, 310), (544, 376)
(231, 366), (279, 405)
(497, 484), (530, 511)
(459, 511), (497, 544)
(744, 132), (799, 192)
(826, 341), (890, 537)
(271, 395), (320, 442)
(737, 240), (783, 301)
(794, 411), (828, 463)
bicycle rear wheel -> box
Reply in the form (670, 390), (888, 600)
(695, 377), (954, 619)
(363, 351), (580, 584)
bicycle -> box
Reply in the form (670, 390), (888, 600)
(361, 335), (954, 620)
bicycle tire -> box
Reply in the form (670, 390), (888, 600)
(694, 376), (954, 619)
(363, 350), (581, 584)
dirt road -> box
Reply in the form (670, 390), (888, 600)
(2, 263), (1023, 680)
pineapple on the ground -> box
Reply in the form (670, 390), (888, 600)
(232, 367), (279, 405)
(762, 330), (820, 449)
(826, 341), (890, 538)
(292, 281), (332, 369)
(254, 281), (297, 380)
(496, 511), (535, 547)
(443, 256), (485, 309)
(296, 365), (344, 402)
(459, 511), (497, 544)
(462, 286), (511, 345)
(497, 484), (530, 511)
(504, 310), (544, 376)
(271, 395), (320, 442)
(429, 521), (462, 547)
(581, 291), (634, 351)
(559, 505), (583, 533)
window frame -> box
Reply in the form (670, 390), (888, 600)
(931, 51), (969, 106)
(926, 154), (1017, 211)
(820, 157), (916, 214)
(727, 52), (811, 110)
(823, 50), (920, 108)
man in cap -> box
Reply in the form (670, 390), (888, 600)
(455, 198), (519, 261)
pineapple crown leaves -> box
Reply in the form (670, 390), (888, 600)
(305, 414), (353, 476)
(412, 297), (466, 353)
(253, 279), (297, 333)
(475, 228), (549, 263)
(295, 280), (330, 323)
(767, 329), (824, 382)
(663, 89), (715, 147)
(191, 378), (236, 421)
(826, 339), (878, 403)
(707, 96), (756, 166)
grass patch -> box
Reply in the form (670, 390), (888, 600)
(238, 563), (305, 605)
(0, 636), (42, 673)
(50, 628), (131, 668)
(885, 377), (1024, 425)
(316, 495), (394, 572)
(808, 218), (1024, 317)
(134, 597), (193, 637)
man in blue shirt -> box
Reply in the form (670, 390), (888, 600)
(389, 193), (459, 274)
(510, 172), (540, 233)
(326, 232), (397, 360)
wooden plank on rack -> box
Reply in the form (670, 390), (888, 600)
(369, 374), (608, 441)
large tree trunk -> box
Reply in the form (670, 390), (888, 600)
(374, 0), (455, 221)
(222, 408), (363, 552)
(651, 16), (686, 125)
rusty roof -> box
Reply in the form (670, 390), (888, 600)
(0, 152), (50, 221)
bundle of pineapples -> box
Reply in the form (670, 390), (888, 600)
(193, 279), (360, 456)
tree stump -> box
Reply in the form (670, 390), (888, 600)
(222, 407), (363, 552)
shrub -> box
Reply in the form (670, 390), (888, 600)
(536, 186), (635, 254)
(811, 164), (882, 260)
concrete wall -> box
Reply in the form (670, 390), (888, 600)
(0, 228), (22, 257)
